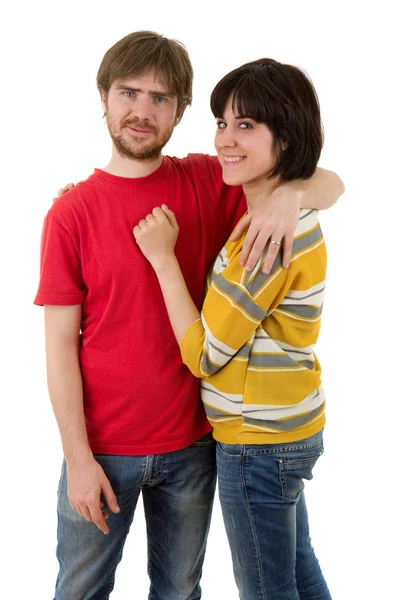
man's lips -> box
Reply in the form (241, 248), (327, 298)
(127, 127), (153, 136)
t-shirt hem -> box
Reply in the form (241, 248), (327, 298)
(89, 423), (212, 456)
(34, 294), (84, 306)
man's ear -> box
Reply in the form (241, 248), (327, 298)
(100, 91), (108, 116)
(174, 102), (188, 126)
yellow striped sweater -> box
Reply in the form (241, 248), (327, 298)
(180, 209), (327, 444)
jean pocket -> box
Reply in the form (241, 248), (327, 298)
(190, 431), (215, 447)
(278, 447), (323, 500)
(216, 442), (243, 458)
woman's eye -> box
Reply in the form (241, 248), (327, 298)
(216, 121), (226, 129)
(239, 122), (252, 129)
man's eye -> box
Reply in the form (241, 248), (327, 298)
(124, 91), (135, 98)
(154, 96), (166, 103)
(216, 121), (226, 129)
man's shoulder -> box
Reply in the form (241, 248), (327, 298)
(47, 173), (98, 223)
(168, 153), (221, 177)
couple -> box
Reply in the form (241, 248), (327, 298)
(35, 31), (342, 600)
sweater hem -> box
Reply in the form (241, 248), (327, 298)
(212, 417), (326, 446)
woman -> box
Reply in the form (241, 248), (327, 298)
(134, 58), (331, 600)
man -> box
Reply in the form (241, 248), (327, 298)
(35, 31), (343, 600)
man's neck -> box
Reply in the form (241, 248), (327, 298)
(103, 149), (163, 179)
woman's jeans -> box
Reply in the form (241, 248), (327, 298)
(216, 430), (331, 600)
(54, 433), (216, 600)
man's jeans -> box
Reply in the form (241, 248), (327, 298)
(217, 430), (331, 600)
(54, 433), (216, 600)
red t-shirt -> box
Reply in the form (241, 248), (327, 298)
(35, 154), (246, 455)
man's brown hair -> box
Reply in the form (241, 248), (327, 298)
(97, 31), (193, 110)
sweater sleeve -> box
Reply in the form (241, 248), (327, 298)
(180, 209), (326, 379)
(180, 258), (293, 378)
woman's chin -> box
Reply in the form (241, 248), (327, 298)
(222, 172), (244, 187)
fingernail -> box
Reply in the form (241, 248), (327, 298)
(263, 268), (270, 274)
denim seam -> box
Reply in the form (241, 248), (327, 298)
(148, 547), (153, 587)
(242, 458), (268, 600)
(245, 431), (323, 455)
(104, 525), (131, 598)
(244, 440), (322, 455)
(278, 459), (288, 498)
(102, 489), (138, 598)
(279, 450), (322, 467)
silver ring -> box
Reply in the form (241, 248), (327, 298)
(270, 239), (281, 246)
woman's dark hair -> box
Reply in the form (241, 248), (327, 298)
(210, 58), (323, 180)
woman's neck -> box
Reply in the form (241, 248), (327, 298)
(243, 176), (282, 212)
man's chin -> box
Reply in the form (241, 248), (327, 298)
(109, 125), (173, 161)
(127, 145), (164, 161)
(114, 138), (163, 161)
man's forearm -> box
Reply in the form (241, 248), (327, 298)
(284, 167), (345, 210)
(45, 337), (92, 465)
(45, 328), (119, 533)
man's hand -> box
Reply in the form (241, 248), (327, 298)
(134, 205), (179, 271)
(232, 185), (301, 274)
(67, 455), (120, 535)
(53, 183), (75, 204)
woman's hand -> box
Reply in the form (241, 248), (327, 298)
(231, 186), (301, 274)
(133, 205), (179, 271)
(52, 183), (75, 204)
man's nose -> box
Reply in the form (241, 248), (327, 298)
(130, 96), (154, 122)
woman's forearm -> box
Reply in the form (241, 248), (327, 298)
(154, 256), (200, 346)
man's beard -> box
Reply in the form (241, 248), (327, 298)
(107, 116), (173, 161)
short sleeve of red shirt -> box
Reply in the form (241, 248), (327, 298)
(34, 210), (85, 306)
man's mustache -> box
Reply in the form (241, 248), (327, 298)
(122, 119), (158, 134)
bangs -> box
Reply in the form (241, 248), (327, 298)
(210, 68), (282, 126)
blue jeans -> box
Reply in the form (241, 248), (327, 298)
(54, 433), (216, 600)
(216, 430), (331, 600)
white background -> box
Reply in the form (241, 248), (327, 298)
(1, 0), (399, 598)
